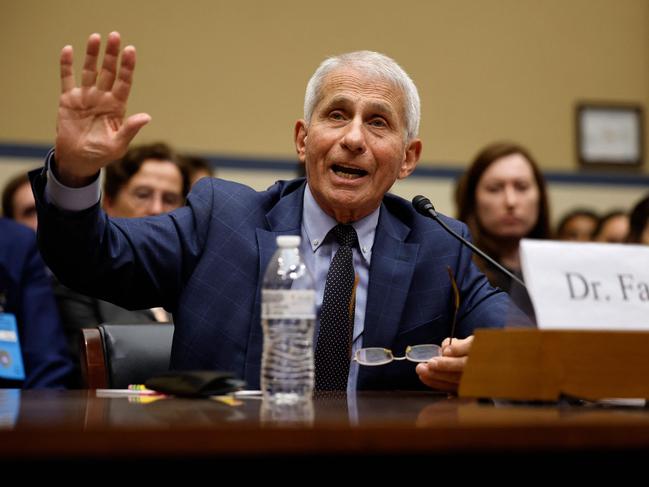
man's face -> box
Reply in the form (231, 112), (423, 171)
(12, 181), (38, 231)
(295, 67), (421, 223)
(104, 160), (184, 218)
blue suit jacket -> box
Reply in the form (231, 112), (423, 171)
(32, 171), (524, 390)
(0, 218), (73, 389)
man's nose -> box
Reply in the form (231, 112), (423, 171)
(340, 118), (366, 155)
(147, 196), (165, 216)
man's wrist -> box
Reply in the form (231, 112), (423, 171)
(45, 150), (101, 211)
(49, 154), (99, 188)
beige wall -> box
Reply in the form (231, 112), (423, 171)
(1, 0), (648, 225)
(1, 0), (648, 168)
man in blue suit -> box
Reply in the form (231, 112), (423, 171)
(0, 218), (74, 388)
(32, 32), (526, 392)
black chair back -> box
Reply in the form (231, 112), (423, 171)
(81, 324), (174, 388)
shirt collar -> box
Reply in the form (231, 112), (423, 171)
(302, 183), (379, 264)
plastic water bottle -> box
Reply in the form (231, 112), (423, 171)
(261, 235), (315, 405)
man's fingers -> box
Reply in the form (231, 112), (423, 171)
(81, 33), (101, 88)
(60, 45), (75, 93)
(97, 31), (121, 92)
(116, 112), (152, 146)
(422, 356), (467, 373)
(442, 335), (474, 357)
(416, 363), (461, 392)
(112, 45), (136, 102)
(417, 337), (473, 392)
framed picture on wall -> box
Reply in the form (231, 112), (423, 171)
(576, 103), (644, 168)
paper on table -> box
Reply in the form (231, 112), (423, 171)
(96, 388), (164, 398)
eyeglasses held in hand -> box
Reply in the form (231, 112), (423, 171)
(353, 344), (441, 366)
(447, 265), (460, 347)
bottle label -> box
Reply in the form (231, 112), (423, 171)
(261, 290), (316, 319)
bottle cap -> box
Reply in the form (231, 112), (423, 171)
(276, 235), (301, 248)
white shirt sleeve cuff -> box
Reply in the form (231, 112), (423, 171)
(45, 150), (101, 211)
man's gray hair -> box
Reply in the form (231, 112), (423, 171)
(303, 51), (420, 140)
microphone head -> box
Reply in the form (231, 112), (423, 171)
(412, 195), (436, 217)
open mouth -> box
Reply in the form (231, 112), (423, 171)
(331, 164), (368, 180)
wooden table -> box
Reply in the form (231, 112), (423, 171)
(2, 389), (648, 475)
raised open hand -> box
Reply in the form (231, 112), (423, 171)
(55, 32), (151, 186)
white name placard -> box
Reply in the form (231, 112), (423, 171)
(520, 239), (649, 330)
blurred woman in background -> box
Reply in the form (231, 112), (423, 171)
(626, 194), (649, 244)
(593, 210), (629, 243)
(555, 208), (598, 241)
(455, 141), (551, 319)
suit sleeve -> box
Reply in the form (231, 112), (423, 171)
(29, 160), (213, 314)
(453, 223), (532, 333)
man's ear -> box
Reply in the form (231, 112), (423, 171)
(398, 138), (422, 179)
(294, 120), (308, 163)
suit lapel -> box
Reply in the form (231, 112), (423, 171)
(245, 183), (305, 386)
(362, 204), (419, 349)
(256, 182), (305, 276)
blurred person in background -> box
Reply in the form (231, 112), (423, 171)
(2, 173), (74, 388)
(455, 141), (551, 320)
(554, 208), (598, 241)
(181, 154), (214, 188)
(2, 172), (38, 232)
(0, 217), (73, 389)
(102, 142), (190, 218)
(593, 210), (629, 244)
(626, 194), (649, 244)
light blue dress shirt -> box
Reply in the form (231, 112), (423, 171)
(300, 184), (379, 394)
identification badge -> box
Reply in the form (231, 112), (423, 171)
(0, 313), (25, 381)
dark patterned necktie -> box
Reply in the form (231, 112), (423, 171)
(315, 224), (358, 391)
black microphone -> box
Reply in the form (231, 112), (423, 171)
(412, 195), (526, 289)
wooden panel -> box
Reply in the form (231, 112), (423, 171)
(460, 329), (649, 401)
(80, 328), (108, 389)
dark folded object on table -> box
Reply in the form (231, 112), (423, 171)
(145, 370), (245, 397)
